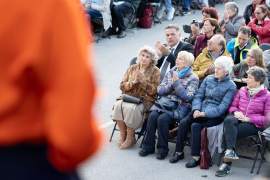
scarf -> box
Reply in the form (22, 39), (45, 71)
(176, 66), (189, 79)
(248, 84), (264, 97)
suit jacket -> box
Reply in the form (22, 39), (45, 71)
(156, 41), (194, 69)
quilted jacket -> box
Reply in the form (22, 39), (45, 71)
(192, 74), (236, 119)
(150, 67), (199, 121)
(247, 17), (270, 45)
(228, 86), (270, 128)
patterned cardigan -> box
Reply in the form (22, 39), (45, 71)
(150, 66), (199, 120)
(117, 64), (160, 112)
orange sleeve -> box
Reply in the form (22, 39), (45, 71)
(41, 0), (101, 171)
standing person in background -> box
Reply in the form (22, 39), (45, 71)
(156, 0), (175, 21)
(0, 0), (101, 179)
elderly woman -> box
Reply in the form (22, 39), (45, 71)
(219, 2), (244, 44)
(187, 7), (218, 45)
(194, 18), (219, 58)
(243, 0), (270, 25)
(112, 46), (160, 149)
(247, 5), (270, 45)
(230, 47), (269, 89)
(139, 51), (199, 159)
(170, 56), (236, 166)
(215, 66), (270, 177)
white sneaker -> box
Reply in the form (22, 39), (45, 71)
(167, 7), (175, 20)
(157, 6), (165, 19)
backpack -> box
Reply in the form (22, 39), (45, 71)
(138, 3), (155, 28)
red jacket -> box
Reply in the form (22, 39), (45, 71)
(248, 17), (270, 44)
(228, 86), (270, 128)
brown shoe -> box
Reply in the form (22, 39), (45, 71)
(120, 127), (136, 149)
(117, 131), (127, 147)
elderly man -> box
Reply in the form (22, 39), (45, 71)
(156, 24), (194, 81)
(192, 34), (232, 83)
(226, 26), (259, 65)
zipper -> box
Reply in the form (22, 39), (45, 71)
(245, 98), (252, 116)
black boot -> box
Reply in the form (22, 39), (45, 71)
(117, 30), (126, 38)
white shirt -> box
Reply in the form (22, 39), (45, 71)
(159, 41), (180, 74)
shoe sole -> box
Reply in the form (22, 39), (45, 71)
(215, 170), (232, 177)
(224, 156), (239, 162)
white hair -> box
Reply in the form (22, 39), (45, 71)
(136, 45), (158, 67)
(214, 56), (233, 73)
(225, 2), (239, 14)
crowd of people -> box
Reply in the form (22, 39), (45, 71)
(111, 0), (270, 178)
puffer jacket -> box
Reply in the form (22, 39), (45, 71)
(220, 14), (244, 44)
(248, 17), (270, 45)
(226, 37), (259, 62)
(192, 74), (236, 119)
(243, 1), (270, 25)
(150, 67), (199, 121)
(228, 86), (270, 128)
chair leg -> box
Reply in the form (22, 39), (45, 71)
(109, 122), (117, 142)
(242, 137), (246, 145)
(210, 147), (218, 166)
(257, 141), (268, 174)
(217, 152), (223, 166)
(251, 146), (260, 173)
(96, 27), (104, 43)
(140, 132), (146, 148)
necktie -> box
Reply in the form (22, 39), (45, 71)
(160, 48), (174, 81)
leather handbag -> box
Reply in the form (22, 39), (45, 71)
(154, 96), (179, 120)
(200, 127), (211, 169)
(122, 94), (143, 104)
(138, 2), (155, 28)
(168, 127), (178, 139)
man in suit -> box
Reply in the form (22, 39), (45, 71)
(156, 24), (194, 81)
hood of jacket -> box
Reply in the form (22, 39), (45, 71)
(234, 36), (258, 49)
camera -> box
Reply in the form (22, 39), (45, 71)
(183, 19), (201, 34)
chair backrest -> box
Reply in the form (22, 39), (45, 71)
(259, 43), (270, 51)
(130, 57), (137, 66)
(110, 0), (113, 10)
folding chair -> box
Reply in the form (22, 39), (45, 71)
(257, 127), (270, 174)
(149, 2), (162, 24)
(125, 10), (137, 33)
(172, 0), (183, 17)
(259, 43), (270, 51)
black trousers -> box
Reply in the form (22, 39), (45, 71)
(0, 144), (80, 180)
(223, 115), (264, 150)
(136, 0), (160, 19)
(142, 111), (174, 154)
(175, 113), (222, 156)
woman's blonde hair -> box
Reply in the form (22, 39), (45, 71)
(244, 47), (266, 68)
(136, 45), (158, 67)
(177, 51), (194, 66)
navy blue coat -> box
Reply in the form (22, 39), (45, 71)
(192, 74), (236, 118)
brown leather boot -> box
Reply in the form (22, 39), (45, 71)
(116, 120), (127, 147)
(120, 127), (136, 149)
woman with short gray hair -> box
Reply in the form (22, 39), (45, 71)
(169, 56), (236, 167)
(216, 66), (270, 177)
(219, 2), (244, 44)
(112, 45), (160, 149)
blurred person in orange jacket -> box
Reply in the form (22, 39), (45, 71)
(0, 0), (101, 179)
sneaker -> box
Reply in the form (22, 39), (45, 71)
(215, 163), (231, 177)
(167, 7), (175, 20)
(157, 6), (165, 19)
(224, 149), (239, 162)
(182, 9), (191, 16)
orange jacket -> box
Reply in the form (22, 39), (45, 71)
(0, 0), (100, 171)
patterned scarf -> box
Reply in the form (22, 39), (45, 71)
(176, 67), (189, 79)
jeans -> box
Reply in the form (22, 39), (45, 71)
(85, 8), (102, 19)
(158, 0), (172, 12)
(142, 111), (174, 154)
(183, 0), (193, 10)
(113, 2), (133, 31)
(175, 113), (222, 156)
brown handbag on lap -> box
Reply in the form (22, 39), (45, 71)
(200, 127), (211, 169)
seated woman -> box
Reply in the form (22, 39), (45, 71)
(139, 51), (199, 159)
(194, 18), (219, 58)
(170, 56), (236, 167)
(112, 46), (160, 149)
(230, 47), (269, 89)
(186, 7), (218, 45)
(247, 5), (270, 45)
(243, 0), (270, 25)
(215, 66), (270, 177)
(219, 2), (244, 44)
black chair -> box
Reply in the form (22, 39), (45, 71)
(259, 43), (270, 51)
(257, 127), (270, 174)
(172, 0), (183, 17)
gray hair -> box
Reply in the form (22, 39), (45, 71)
(177, 51), (194, 66)
(247, 66), (266, 85)
(225, 2), (239, 14)
(214, 56), (233, 73)
(136, 45), (158, 67)
(165, 24), (180, 32)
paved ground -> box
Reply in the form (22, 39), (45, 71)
(78, 1), (270, 179)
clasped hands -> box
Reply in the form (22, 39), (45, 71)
(204, 63), (215, 76)
(133, 70), (145, 84)
(155, 41), (170, 57)
(234, 111), (250, 122)
(193, 110), (206, 118)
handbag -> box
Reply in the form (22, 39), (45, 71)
(154, 96), (179, 120)
(122, 94), (143, 104)
(138, 2), (155, 28)
(200, 127), (211, 169)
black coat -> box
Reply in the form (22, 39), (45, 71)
(156, 41), (194, 69)
(243, 2), (270, 25)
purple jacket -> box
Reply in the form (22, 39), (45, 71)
(228, 86), (270, 128)
(194, 34), (212, 58)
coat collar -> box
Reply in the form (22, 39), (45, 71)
(243, 85), (268, 98)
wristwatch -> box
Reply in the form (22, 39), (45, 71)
(166, 52), (170, 56)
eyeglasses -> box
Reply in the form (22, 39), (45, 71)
(255, 12), (262, 15)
